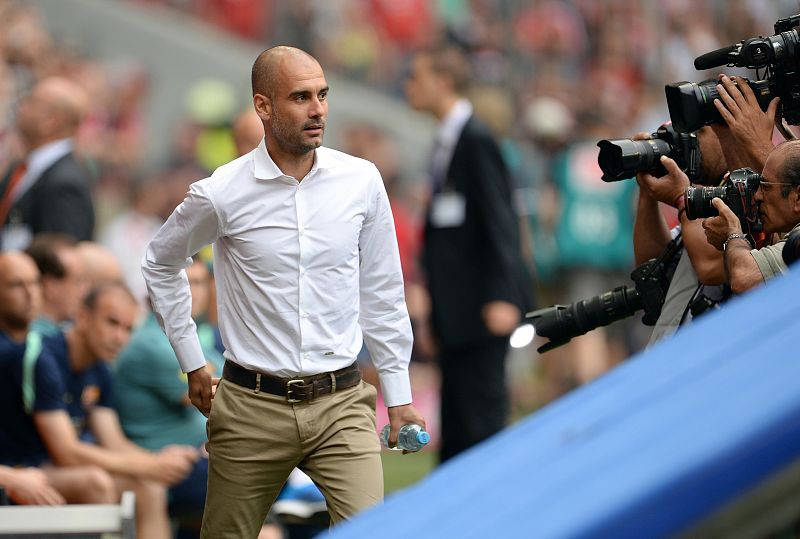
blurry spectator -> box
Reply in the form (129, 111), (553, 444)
(25, 233), (89, 337)
(100, 177), (165, 306)
(1, 77), (95, 249)
(0, 465), (64, 505)
(114, 258), (223, 536)
(38, 282), (198, 537)
(405, 45), (533, 462)
(184, 78), (238, 172)
(232, 108), (264, 156)
(0, 252), (118, 506)
(76, 241), (124, 289)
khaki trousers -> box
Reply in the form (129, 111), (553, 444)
(201, 378), (383, 539)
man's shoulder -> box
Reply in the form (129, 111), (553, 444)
(39, 152), (91, 186)
(318, 146), (378, 174)
(194, 152), (254, 193)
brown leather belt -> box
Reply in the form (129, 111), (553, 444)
(222, 360), (361, 403)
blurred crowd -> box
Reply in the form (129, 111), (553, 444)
(1, 0), (796, 417)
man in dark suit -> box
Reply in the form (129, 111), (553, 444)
(405, 46), (533, 462)
(0, 77), (94, 250)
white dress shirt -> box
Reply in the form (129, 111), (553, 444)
(142, 140), (413, 406)
(430, 99), (472, 189)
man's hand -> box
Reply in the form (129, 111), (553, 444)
(711, 74), (777, 171)
(702, 198), (744, 250)
(5, 468), (65, 505)
(482, 301), (521, 337)
(637, 155), (691, 207)
(187, 366), (213, 417)
(386, 404), (427, 454)
(146, 446), (198, 485)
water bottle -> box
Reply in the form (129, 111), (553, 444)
(379, 424), (430, 452)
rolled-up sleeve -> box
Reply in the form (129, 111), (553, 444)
(142, 182), (221, 373)
(358, 168), (413, 407)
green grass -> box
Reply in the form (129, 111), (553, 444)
(381, 449), (437, 494)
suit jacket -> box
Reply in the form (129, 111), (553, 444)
(423, 116), (534, 349)
(1, 152), (94, 244)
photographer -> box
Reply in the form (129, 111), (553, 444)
(711, 75), (780, 173)
(703, 140), (800, 293)
(633, 127), (728, 344)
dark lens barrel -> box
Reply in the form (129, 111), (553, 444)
(666, 79), (774, 133)
(665, 80), (721, 133)
(783, 228), (800, 267)
(685, 185), (727, 219)
(529, 286), (643, 347)
(597, 138), (672, 182)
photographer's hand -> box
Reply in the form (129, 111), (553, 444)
(637, 155), (690, 206)
(712, 75), (778, 172)
(702, 198), (744, 251)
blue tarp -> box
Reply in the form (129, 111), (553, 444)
(324, 269), (800, 539)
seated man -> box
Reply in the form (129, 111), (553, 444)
(0, 465), (64, 505)
(24, 233), (88, 337)
(0, 252), (118, 506)
(114, 258), (224, 532)
(0, 260), (197, 539)
(703, 140), (800, 292)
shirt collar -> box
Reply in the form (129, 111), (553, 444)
(436, 98), (473, 148)
(253, 138), (334, 181)
(27, 138), (73, 178)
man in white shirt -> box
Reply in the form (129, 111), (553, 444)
(142, 46), (425, 537)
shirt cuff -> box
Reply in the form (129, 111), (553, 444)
(378, 370), (413, 407)
(173, 335), (208, 373)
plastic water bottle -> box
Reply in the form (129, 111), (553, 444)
(379, 424), (430, 452)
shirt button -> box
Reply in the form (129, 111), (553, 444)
(301, 312), (308, 318)
(299, 228), (305, 235)
(303, 353), (309, 359)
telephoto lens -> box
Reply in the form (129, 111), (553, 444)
(685, 185), (727, 219)
(665, 78), (774, 133)
(597, 124), (698, 182)
(597, 138), (671, 182)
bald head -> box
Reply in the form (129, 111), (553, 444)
(251, 46), (320, 99)
(233, 109), (264, 156)
(16, 76), (89, 148)
(0, 252), (41, 336)
(76, 242), (123, 289)
(37, 77), (89, 129)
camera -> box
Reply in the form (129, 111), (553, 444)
(684, 167), (763, 237)
(527, 236), (683, 353)
(666, 14), (800, 133)
(597, 124), (699, 182)
(783, 228), (800, 266)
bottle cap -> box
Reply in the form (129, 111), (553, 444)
(416, 431), (431, 445)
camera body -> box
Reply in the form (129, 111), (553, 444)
(597, 124), (699, 182)
(527, 236), (683, 353)
(685, 167), (763, 236)
(666, 14), (800, 133)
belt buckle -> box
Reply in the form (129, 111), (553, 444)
(286, 379), (306, 403)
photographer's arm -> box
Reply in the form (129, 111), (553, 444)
(711, 75), (778, 172)
(632, 132), (670, 265)
(678, 212), (726, 284)
(633, 177), (670, 265)
(702, 198), (763, 293)
(651, 156), (725, 283)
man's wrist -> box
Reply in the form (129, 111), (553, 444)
(723, 233), (748, 251)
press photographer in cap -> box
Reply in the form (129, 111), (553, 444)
(702, 140), (800, 292)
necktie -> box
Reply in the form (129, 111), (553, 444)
(0, 162), (28, 225)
